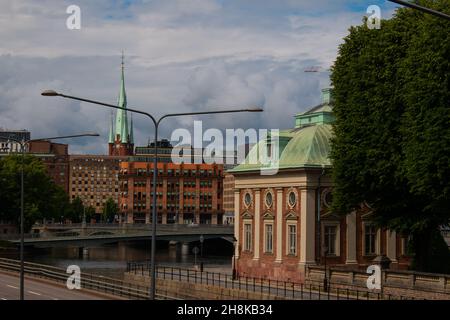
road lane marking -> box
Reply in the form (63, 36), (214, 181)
(28, 291), (42, 296)
(7, 285), (19, 289)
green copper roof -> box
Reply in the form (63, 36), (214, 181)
(229, 88), (334, 173)
(112, 53), (133, 144)
(277, 124), (333, 168)
(129, 114), (134, 144)
(295, 88), (334, 128)
(108, 111), (114, 143)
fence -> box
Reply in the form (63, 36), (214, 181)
(0, 258), (176, 300)
(126, 260), (410, 300)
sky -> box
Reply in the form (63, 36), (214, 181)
(0, 0), (399, 154)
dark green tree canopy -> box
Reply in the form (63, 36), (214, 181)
(330, 0), (449, 272)
(0, 155), (71, 230)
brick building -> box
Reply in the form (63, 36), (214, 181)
(69, 155), (126, 213)
(222, 173), (235, 225)
(29, 141), (70, 193)
(119, 162), (224, 224)
(229, 88), (410, 283)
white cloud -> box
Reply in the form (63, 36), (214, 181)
(0, 0), (387, 153)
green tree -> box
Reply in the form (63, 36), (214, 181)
(330, 0), (450, 273)
(85, 206), (96, 223)
(102, 197), (118, 223)
(68, 196), (85, 223)
(0, 154), (70, 231)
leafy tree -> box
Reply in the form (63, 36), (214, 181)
(330, 0), (450, 272)
(68, 196), (85, 223)
(0, 155), (70, 231)
(85, 206), (96, 223)
(102, 197), (118, 223)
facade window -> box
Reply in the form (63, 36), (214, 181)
(288, 191), (296, 207)
(364, 225), (377, 255)
(265, 192), (273, 208)
(244, 223), (252, 252)
(264, 224), (273, 253)
(324, 225), (337, 255)
(244, 192), (252, 207)
(288, 225), (297, 255)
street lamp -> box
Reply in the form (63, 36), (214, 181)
(41, 90), (263, 299)
(322, 245), (329, 292)
(0, 132), (99, 300)
(199, 235), (204, 272)
(387, 0), (450, 21)
(232, 236), (238, 280)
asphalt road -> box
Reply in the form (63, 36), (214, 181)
(0, 272), (115, 300)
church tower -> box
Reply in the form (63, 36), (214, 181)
(108, 53), (134, 156)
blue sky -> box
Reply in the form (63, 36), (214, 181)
(0, 0), (402, 154)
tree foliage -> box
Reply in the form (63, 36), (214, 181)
(0, 155), (71, 230)
(330, 0), (450, 272)
(102, 197), (118, 223)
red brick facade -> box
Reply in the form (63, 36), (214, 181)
(233, 172), (411, 283)
(119, 162), (224, 224)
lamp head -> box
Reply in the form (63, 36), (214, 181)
(41, 90), (59, 96)
(247, 107), (263, 112)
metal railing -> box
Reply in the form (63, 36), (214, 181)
(126, 260), (411, 300)
(0, 258), (175, 300)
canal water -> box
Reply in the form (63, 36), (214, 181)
(0, 240), (233, 280)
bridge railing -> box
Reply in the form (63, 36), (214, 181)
(126, 261), (410, 300)
(0, 233), (41, 240)
(0, 258), (176, 300)
(34, 222), (234, 229)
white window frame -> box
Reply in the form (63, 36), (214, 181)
(322, 222), (340, 256)
(243, 220), (253, 252)
(286, 222), (297, 256)
(362, 222), (380, 256)
(264, 222), (273, 253)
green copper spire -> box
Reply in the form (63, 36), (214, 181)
(115, 52), (129, 143)
(129, 114), (134, 144)
(108, 111), (114, 143)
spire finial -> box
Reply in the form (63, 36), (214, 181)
(121, 50), (125, 70)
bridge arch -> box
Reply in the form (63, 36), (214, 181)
(88, 231), (116, 237)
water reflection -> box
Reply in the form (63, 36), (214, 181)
(0, 240), (232, 279)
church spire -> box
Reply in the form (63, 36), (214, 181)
(130, 113), (134, 144)
(108, 110), (114, 143)
(115, 51), (129, 143)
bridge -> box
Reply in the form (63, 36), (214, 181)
(6, 223), (234, 248)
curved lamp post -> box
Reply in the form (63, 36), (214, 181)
(387, 0), (450, 21)
(0, 132), (99, 300)
(41, 89), (263, 299)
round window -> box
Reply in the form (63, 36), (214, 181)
(324, 191), (333, 207)
(288, 191), (296, 207)
(265, 192), (273, 207)
(244, 193), (252, 207)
